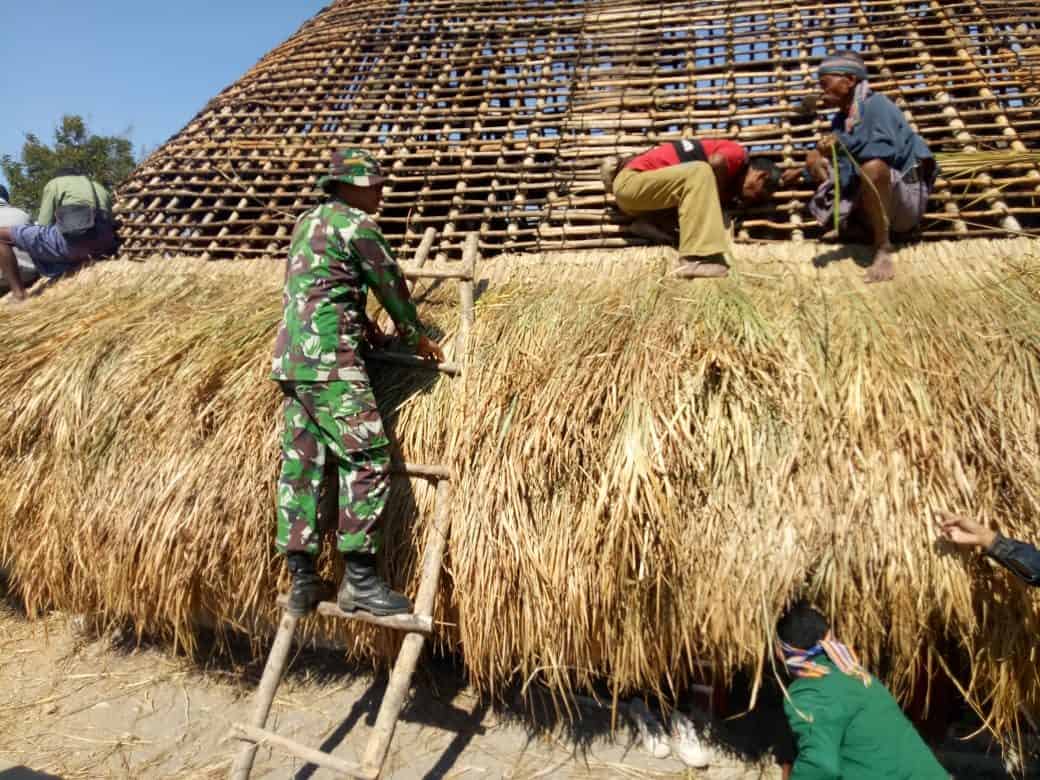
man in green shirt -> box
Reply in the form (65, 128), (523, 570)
(0, 169), (118, 302)
(775, 601), (948, 780)
(271, 148), (444, 617)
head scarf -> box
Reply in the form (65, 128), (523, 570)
(819, 52), (873, 132)
(776, 634), (872, 687)
(818, 52), (868, 81)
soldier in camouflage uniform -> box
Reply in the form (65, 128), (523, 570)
(272, 148), (444, 617)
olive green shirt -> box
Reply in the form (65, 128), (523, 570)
(36, 176), (114, 227)
(784, 659), (948, 780)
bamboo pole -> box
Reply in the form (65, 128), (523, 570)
(456, 233), (478, 359)
(362, 479), (453, 775)
(229, 611), (299, 780)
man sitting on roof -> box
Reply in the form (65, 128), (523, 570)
(0, 185), (38, 295)
(601, 138), (781, 279)
(775, 601), (948, 780)
(271, 148), (445, 618)
(791, 51), (936, 284)
(0, 169), (118, 302)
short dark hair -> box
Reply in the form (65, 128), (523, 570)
(776, 600), (829, 650)
(54, 166), (82, 178)
(0, 184), (9, 202)
(749, 156), (781, 193)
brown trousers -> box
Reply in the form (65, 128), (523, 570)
(613, 162), (729, 258)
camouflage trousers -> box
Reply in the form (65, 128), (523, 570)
(275, 380), (390, 555)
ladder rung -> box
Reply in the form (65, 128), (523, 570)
(391, 462), (453, 481)
(230, 722), (375, 779)
(400, 266), (473, 281)
(368, 350), (460, 375)
(276, 596), (434, 634)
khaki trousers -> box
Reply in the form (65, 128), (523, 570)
(613, 162), (730, 258)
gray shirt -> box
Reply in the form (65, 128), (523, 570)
(0, 198), (38, 277)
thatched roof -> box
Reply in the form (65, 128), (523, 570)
(115, 0), (1040, 261)
(1, 239), (1038, 737)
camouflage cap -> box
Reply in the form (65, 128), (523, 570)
(317, 148), (386, 191)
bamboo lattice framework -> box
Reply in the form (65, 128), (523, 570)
(117, 0), (1040, 261)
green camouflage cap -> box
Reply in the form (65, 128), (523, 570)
(317, 148), (386, 190)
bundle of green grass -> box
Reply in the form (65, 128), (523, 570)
(0, 239), (1038, 738)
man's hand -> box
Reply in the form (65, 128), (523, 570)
(816, 134), (838, 156)
(415, 335), (445, 363)
(936, 511), (997, 549)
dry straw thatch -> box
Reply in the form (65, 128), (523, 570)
(1, 239), (1039, 737)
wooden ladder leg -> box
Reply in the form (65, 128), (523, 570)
(455, 233), (478, 358)
(230, 611), (300, 780)
(362, 480), (453, 776)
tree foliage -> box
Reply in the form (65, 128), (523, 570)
(1, 115), (136, 217)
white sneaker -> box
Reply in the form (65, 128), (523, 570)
(627, 699), (672, 759)
(669, 710), (711, 769)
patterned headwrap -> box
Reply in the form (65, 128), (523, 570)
(819, 52), (873, 132)
(818, 52), (868, 80)
(775, 635), (872, 687)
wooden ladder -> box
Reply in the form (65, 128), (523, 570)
(229, 231), (478, 780)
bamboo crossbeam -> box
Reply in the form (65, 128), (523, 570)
(273, 596), (435, 633)
(400, 266), (474, 281)
(230, 723), (372, 779)
(367, 351), (461, 375)
(391, 462), (453, 480)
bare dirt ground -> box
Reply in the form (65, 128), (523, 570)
(0, 604), (785, 780)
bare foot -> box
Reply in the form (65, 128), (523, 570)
(864, 247), (895, 284)
(673, 257), (730, 279)
(3, 291), (28, 305)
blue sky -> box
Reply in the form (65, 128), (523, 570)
(1, 1), (328, 187)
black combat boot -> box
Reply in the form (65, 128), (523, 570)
(337, 553), (412, 616)
(286, 553), (325, 617)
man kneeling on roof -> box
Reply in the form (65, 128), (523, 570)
(784, 51), (937, 284)
(775, 601), (948, 780)
(600, 137), (781, 278)
(271, 148), (444, 618)
(0, 169), (118, 302)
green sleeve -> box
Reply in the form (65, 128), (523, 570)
(36, 180), (58, 226)
(351, 222), (424, 348)
(785, 687), (845, 780)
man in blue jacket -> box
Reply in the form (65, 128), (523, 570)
(802, 51), (936, 284)
(937, 511), (1040, 586)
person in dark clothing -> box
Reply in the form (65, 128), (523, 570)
(937, 511), (1040, 586)
(774, 601), (948, 780)
(783, 51), (936, 284)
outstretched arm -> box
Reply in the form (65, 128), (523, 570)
(937, 511), (1040, 586)
(352, 222), (444, 362)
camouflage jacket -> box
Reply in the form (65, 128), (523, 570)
(271, 199), (422, 382)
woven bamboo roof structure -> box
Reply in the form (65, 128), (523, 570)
(117, 0), (1040, 261)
